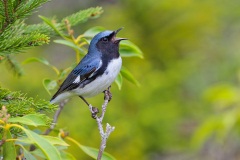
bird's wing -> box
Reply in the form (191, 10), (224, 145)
(51, 55), (101, 100)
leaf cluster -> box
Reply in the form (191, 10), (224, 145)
(0, 0), (49, 55)
(0, 0), (103, 75)
(0, 107), (115, 159)
(192, 83), (240, 147)
(0, 86), (57, 124)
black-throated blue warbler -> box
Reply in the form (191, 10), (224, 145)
(50, 28), (127, 104)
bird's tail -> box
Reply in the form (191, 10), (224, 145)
(50, 92), (73, 104)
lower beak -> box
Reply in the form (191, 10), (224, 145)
(115, 37), (128, 41)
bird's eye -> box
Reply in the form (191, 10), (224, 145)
(102, 37), (108, 42)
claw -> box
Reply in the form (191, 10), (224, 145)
(91, 107), (99, 119)
(104, 86), (112, 102)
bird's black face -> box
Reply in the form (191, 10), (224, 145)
(96, 28), (127, 56)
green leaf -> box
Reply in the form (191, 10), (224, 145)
(191, 116), (221, 147)
(42, 136), (69, 146)
(8, 114), (47, 127)
(83, 26), (105, 38)
(17, 135), (69, 147)
(80, 145), (116, 160)
(62, 7), (103, 26)
(18, 126), (62, 160)
(31, 147), (73, 159)
(59, 67), (73, 80)
(31, 149), (46, 159)
(115, 73), (123, 90)
(5, 56), (24, 76)
(203, 83), (239, 109)
(54, 39), (85, 55)
(60, 151), (77, 160)
(120, 40), (143, 58)
(3, 129), (17, 160)
(43, 78), (58, 95)
(22, 57), (50, 66)
(66, 137), (116, 160)
(54, 39), (79, 50)
(22, 146), (37, 160)
(39, 15), (65, 38)
(120, 67), (140, 87)
(22, 57), (60, 75)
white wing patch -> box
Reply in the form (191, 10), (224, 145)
(73, 75), (81, 83)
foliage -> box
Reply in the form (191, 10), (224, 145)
(0, 0), (143, 159)
(0, 0), (103, 75)
(192, 83), (240, 146)
(0, 106), (114, 159)
(0, 87), (56, 126)
(0, 0), (49, 55)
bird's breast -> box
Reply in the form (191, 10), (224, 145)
(74, 57), (122, 97)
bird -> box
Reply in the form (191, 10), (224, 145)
(50, 28), (127, 105)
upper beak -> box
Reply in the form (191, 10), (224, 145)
(113, 27), (128, 42)
(114, 27), (124, 34)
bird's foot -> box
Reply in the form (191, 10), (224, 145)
(91, 106), (99, 119)
(104, 87), (112, 102)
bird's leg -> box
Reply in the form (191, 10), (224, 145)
(79, 96), (99, 119)
(104, 86), (112, 102)
(79, 96), (90, 106)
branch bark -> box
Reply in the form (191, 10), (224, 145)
(44, 99), (68, 135)
(88, 89), (115, 160)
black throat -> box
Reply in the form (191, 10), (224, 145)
(90, 41), (120, 79)
(96, 40), (120, 59)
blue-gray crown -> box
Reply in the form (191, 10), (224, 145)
(88, 30), (114, 53)
(90, 30), (113, 45)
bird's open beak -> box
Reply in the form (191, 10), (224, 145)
(113, 27), (128, 43)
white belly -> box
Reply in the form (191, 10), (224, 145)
(73, 57), (122, 97)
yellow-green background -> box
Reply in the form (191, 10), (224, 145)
(2, 0), (240, 159)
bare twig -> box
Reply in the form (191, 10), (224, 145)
(44, 99), (68, 135)
(88, 89), (115, 160)
(3, 0), (10, 23)
(0, 140), (5, 146)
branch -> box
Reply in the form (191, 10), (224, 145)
(88, 89), (115, 160)
(43, 99), (68, 135)
(3, 0), (10, 27)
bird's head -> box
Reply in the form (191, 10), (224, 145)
(89, 28), (127, 55)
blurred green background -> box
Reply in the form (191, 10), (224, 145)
(2, 0), (240, 159)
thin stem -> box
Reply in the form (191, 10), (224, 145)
(3, 0), (10, 24)
(0, 140), (5, 146)
(44, 99), (68, 135)
(87, 89), (115, 160)
(75, 49), (80, 63)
